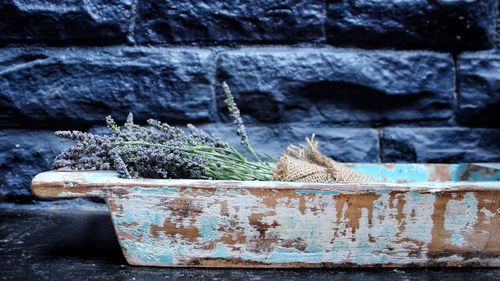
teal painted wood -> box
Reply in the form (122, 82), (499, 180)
(32, 163), (500, 268)
(346, 163), (500, 182)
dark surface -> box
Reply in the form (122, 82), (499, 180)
(326, 0), (497, 51)
(0, 0), (133, 43)
(457, 51), (500, 126)
(381, 128), (500, 163)
(0, 47), (213, 128)
(1, 0), (495, 50)
(133, 0), (324, 44)
(216, 49), (455, 123)
(1, 208), (499, 281)
(0, 130), (72, 199)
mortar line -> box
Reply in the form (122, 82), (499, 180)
(378, 128), (384, 163)
(127, 0), (139, 45)
(320, 0), (327, 43)
(451, 52), (460, 124)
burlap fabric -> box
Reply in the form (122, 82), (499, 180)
(272, 135), (376, 183)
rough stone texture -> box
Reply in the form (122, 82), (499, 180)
(217, 48), (454, 123)
(0, 47), (214, 128)
(457, 51), (500, 126)
(382, 128), (500, 163)
(0, 130), (72, 199)
(200, 123), (380, 162)
(133, 0), (324, 44)
(326, 0), (497, 51)
(0, 0), (134, 43)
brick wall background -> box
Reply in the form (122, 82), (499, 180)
(0, 0), (499, 204)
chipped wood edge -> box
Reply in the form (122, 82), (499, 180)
(31, 170), (107, 198)
(31, 170), (500, 200)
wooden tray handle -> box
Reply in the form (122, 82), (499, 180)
(31, 170), (107, 198)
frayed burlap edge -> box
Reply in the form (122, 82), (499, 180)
(272, 135), (376, 183)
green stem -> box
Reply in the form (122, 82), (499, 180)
(246, 144), (262, 162)
(123, 141), (270, 170)
(121, 141), (273, 181)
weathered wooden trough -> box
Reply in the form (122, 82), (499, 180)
(32, 163), (500, 268)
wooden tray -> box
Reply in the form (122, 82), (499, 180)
(31, 163), (500, 268)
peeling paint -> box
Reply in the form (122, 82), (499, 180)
(30, 166), (500, 267)
(444, 192), (478, 245)
(104, 186), (499, 267)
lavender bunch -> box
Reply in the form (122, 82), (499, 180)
(54, 113), (209, 179)
(53, 83), (273, 181)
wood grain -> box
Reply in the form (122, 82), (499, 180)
(31, 164), (500, 267)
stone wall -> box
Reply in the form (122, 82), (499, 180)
(0, 0), (498, 202)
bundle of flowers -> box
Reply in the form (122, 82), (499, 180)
(53, 83), (374, 183)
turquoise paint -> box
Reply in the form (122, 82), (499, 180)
(216, 188), (240, 195)
(210, 243), (231, 258)
(445, 192), (478, 245)
(451, 232), (463, 245)
(113, 215), (145, 237)
(355, 238), (371, 264)
(295, 189), (340, 196)
(330, 239), (349, 262)
(351, 164), (430, 182)
(159, 252), (173, 264)
(469, 171), (500, 181)
(351, 163), (499, 182)
(131, 240), (174, 264)
(376, 199), (384, 208)
(132, 186), (179, 193)
(300, 230), (328, 253)
(87, 171), (117, 182)
(137, 252), (156, 263)
(406, 191), (422, 201)
(229, 188), (241, 195)
(375, 190), (390, 195)
(468, 171), (484, 181)
(403, 181), (500, 188)
(200, 247), (325, 264)
(150, 212), (162, 225)
(450, 165), (466, 182)
(198, 216), (221, 241)
(120, 209), (136, 224)
(450, 164), (500, 181)
(268, 247), (323, 263)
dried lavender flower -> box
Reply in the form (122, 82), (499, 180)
(147, 119), (188, 143)
(187, 124), (229, 148)
(125, 112), (134, 128)
(222, 82), (262, 162)
(109, 147), (131, 178)
(52, 113), (216, 179)
(55, 130), (103, 144)
(106, 115), (120, 132)
(222, 81), (249, 147)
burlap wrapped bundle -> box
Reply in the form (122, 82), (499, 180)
(272, 135), (376, 183)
